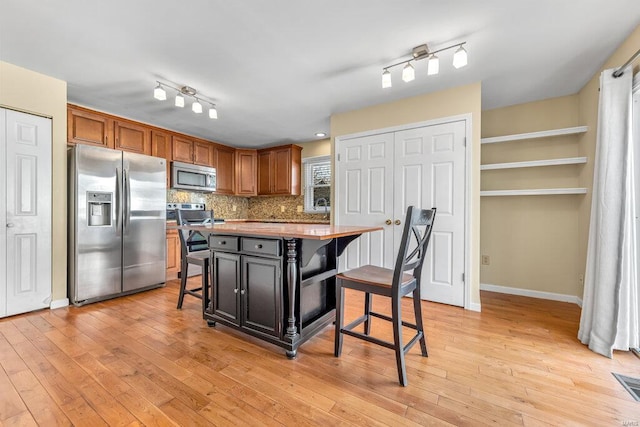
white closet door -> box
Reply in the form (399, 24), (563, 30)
(0, 111), (6, 317)
(336, 119), (468, 307)
(394, 121), (466, 306)
(4, 108), (52, 316)
(336, 132), (395, 270)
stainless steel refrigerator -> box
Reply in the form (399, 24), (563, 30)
(68, 144), (166, 305)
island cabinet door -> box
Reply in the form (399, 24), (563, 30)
(212, 252), (241, 325)
(241, 256), (282, 338)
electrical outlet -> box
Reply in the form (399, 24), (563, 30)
(578, 273), (584, 284)
(297, 205), (303, 213)
(281, 205), (286, 213)
(232, 205), (237, 212)
(481, 255), (490, 265)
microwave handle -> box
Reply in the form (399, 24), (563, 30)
(206, 174), (212, 187)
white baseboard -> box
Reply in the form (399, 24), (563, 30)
(466, 301), (482, 312)
(480, 283), (582, 306)
(50, 298), (69, 310)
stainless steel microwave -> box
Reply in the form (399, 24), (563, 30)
(171, 161), (217, 192)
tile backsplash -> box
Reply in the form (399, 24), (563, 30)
(167, 190), (328, 222)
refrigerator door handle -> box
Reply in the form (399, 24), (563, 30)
(124, 168), (131, 230)
(115, 167), (122, 236)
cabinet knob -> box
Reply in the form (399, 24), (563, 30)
(255, 244), (263, 249)
(218, 241), (226, 245)
(395, 219), (401, 225)
(233, 288), (238, 294)
(240, 290), (245, 295)
(6, 223), (15, 228)
(385, 219), (392, 225)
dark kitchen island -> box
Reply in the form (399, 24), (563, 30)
(177, 222), (381, 358)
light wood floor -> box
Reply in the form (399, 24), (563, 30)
(1, 279), (639, 426)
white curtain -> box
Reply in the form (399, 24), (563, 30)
(578, 67), (639, 357)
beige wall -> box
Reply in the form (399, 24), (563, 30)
(0, 61), (68, 302)
(481, 95), (584, 296)
(330, 82), (482, 308)
(298, 138), (330, 159)
(480, 24), (640, 300)
(577, 25), (640, 296)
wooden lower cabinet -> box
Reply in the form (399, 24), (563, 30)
(166, 229), (181, 280)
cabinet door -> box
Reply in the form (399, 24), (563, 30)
(166, 229), (180, 280)
(194, 140), (214, 167)
(215, 145), (235, 194)
(241, 256), (281, 337)
(235, 149), (257, 196)
(257, 151), (273, 195)
(114, 120), (151, 155)
(213, 252), (241, 325)
(272, 147), (292, 194)
(67, 106), (113, 148)
(152, 130), (171, 187)
(172, 136), (194, 163)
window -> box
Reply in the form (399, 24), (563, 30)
(303, 155), (331, 214)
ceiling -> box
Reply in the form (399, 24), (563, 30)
(1, 1), (639, 148)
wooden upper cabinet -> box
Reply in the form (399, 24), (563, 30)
(257, 144), (302, 196)
(152, 130), (171, 187)
(151, 130), (171, 159)
(114, 120), (150, 155)
(194, 140), (215, 167)
(172, 136), (194, 163)
(67, 105), (114, 148)
(214, 145), (235, 195)
(257, 150), (273, 195)
(235, 149), (257, 196)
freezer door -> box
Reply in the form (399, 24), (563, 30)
(71, 145), (122, 303)
(122, 151), (166, 291)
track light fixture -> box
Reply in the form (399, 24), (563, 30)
(381, 41), (467, 88)
(153, 81), (218, 119)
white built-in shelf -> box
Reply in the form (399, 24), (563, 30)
(481, 126), (588, 145)
(480, 188), (588, 197)
(480, 156), (587, 171)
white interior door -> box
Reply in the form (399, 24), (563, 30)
(337, 132), (395, 270)
(0, 111), (6, 317)
(336, 118), (467, 307)
(3, 108), (52, 317)
(394, 121), (466, 306)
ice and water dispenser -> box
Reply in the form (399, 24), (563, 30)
(87, 192), (112, 226)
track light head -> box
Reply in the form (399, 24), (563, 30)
(453, 45), (468, 69)
(402, 62), (415, 82)
(153, 83), (166, 101)
(382, 69), (392, 88)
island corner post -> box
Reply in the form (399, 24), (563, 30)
(174, 222), (381, 358)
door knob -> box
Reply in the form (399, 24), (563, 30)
(6, 223), (14, 228)
(395, 219), (401, 225)
(385, 219), (392, 225)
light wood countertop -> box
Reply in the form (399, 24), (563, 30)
(170, 222), (382, 240)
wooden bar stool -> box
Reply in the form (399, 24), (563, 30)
(334, 206), (436, 386)
(176, 209), (214, 310)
